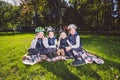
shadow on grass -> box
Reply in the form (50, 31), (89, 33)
(96, 58), (120, 79)
(39, 61), (79, 80)
(76, 64), (102, 80)
(99, 58), (120, 71)
(75, 58), (120, 80)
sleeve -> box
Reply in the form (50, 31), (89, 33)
(29, 38), (37, 48)
(68, 35), (80, 48)
(42, 38), (49, 48)
(67, 39), (71, 46)
(57, 38), (60, 49)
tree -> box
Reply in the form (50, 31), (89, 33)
(20, 0), (47, 27)
(0, 1), (20, 30)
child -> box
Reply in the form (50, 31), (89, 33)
(56, 31), (69, 60)
(45, 29), (58, 61)
(23, 27), (50, 65)
(66, 24), (85, 66)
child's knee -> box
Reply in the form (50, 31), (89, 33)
(61, 49), (65, 56)
(57, 49), (61, 55)
(28, 48), (39, 55)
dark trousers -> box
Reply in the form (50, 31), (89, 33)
(28, 48), (48, 55)
(65, 50), (73, 57)
(65, 47), (82, 58)
(46, 48), (57, 59)
(28, 48), (57, 59)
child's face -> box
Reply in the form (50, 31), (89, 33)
(60, 32), (67, 39)
(49, 32), (54, 38)
(69, 28), (76, 35)
(36, 32), (44, 38)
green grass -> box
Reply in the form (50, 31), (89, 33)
(0, 32), (120, 80)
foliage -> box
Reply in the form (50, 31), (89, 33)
(19, 0), (48, 26)
(0, 0), (120, 32)
(68, 0), (120, 31)
(0, 1), (20, 30)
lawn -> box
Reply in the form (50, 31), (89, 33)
(0, 32), (120, 80)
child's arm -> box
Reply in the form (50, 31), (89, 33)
(29, 34), (41, 48)
(66, 35), (80, 51)
(57, 37), (61, 49)
(69, 35), (80, 48)
(67, 39), (72, 46)
(42, 37), (49, 48)
(29, 38), (37, 48)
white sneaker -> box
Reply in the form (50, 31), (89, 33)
(51, 58), (57, 62)
(46, 58), (51, 62)
(93, 58), (104, 64)
(22, 59), (37, 65)
(34, 55), (42, 63)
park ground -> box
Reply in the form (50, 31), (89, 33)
(0, 32), (120, 80)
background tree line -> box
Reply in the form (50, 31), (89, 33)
(0, 0), (119, 32)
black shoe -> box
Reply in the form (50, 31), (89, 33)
(71, 59), (86, 66)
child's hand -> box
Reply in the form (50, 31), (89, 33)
(42, 36), (44, 39)
(66, 46), (71, 52)
(35, 35), (39, 39)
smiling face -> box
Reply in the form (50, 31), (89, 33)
(49, 32), (54, 38)
(60, 32), (67, 39)
(69, 28), (76, 35)
(36, 32), (44, 38)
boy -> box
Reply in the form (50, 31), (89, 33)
(45, 29), (58, 61)
(23, 27), (49, 65)
(66, 24), (85, 66)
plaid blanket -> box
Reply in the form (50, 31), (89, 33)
(22, 49), (104, 65)
(80, 49), (104, 64)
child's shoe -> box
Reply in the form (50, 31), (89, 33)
(22, 59), (37, 65)
(51, 58), (57, 62)
(71, 59), (85, 66)
(46, 58), (51, 62)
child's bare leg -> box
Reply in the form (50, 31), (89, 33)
(61, 49), (65, 56)
(57, 49), (61, 56)
(60, 49), (66, 60)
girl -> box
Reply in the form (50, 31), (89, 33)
(56, 31), (69, 60)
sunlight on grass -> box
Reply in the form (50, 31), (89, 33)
(0, 32), (120, 80)
(81, 35), (120, 63)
